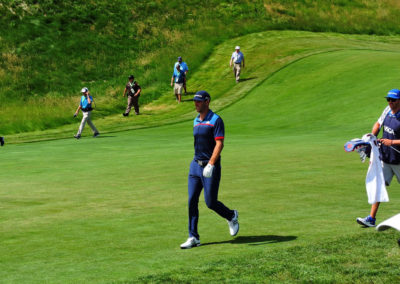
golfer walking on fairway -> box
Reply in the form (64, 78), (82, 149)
(357, 89), (400, 227)
(180, 90), (239, 249)
(230, 46), (245, 83)
(74, 87), (99, 139)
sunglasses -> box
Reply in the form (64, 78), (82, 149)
(387, 98), (398, 102)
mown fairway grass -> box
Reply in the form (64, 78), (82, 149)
(1, 31), (400, 282)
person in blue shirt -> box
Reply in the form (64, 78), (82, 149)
(171, 64), (185, 103)
(174, 56), (189, 94)
(229, 46), (245, 83)
(357, 89), (400, 227)
(73, 87), (99, 139)
(0, 136), (4, 146)
(180, 90), (239, 249)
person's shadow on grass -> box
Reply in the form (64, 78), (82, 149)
(94, 135), (116, 138)
(238, 77), (257, 82)
(201, 235), (297, 246)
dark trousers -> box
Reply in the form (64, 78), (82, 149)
(187, 160), (233, 239)
(125, 95), (139, 114)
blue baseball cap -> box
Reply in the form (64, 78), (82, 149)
(193, 90), (211, 101)
(385, 89), (400, 99)
(178, 56), (182, 61)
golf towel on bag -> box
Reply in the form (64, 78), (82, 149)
(363, 134), (389, 204)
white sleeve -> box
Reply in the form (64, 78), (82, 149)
(377, 106), (390, 125)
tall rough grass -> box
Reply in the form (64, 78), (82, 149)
(2, 0), (400, 134)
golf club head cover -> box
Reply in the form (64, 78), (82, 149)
(344, 139), (370, 152)
(344, 138), (371, 163)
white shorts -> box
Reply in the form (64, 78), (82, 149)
(174, 83), (183, 95)
(382, 162), (400, 186)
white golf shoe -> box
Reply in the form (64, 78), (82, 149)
(228, 210), (239, 236)
(180, 237), (200, 249)
(356, 216), (376, 227)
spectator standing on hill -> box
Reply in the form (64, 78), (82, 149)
(229, 46), (245, 83)
(73, 87), (99, 139)
(174, 56), (189, 94)
(123, 75), (141, 116)
(180, 90), (239, 249)
(171, 64), (185, 103)
(357, 89), (400, 227)
(0, 136), (4, 146)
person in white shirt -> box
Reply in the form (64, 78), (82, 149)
(229, 46), (245, 83)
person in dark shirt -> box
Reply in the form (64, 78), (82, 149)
(123, 75), (141, 116)
(180, 90), (239, 249)
(357, 89), (400, 227)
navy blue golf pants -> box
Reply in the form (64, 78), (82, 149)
(188, 160), (234, 239)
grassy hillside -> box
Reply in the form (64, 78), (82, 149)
(1, 31), (400, 282)
(2, 0), (400, 136)
(6, 30), (400, 144)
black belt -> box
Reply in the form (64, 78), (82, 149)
(195, 160), (209, 167)
(234, 62), (241, 64)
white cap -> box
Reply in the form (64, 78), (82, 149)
(81, 87), (89, 93)
(235, 46), (240, 50)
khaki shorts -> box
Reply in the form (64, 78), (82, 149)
(382, 162), (400, 186)
(174, 83), (183, 94)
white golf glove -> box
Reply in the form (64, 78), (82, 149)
(203, 163), (214, 178)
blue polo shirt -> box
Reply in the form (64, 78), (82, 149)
(80, 95), (93, 110)
(174, 62), (189, 74)
(381, 109), (400, 164)
(193, 110), (224, 161)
